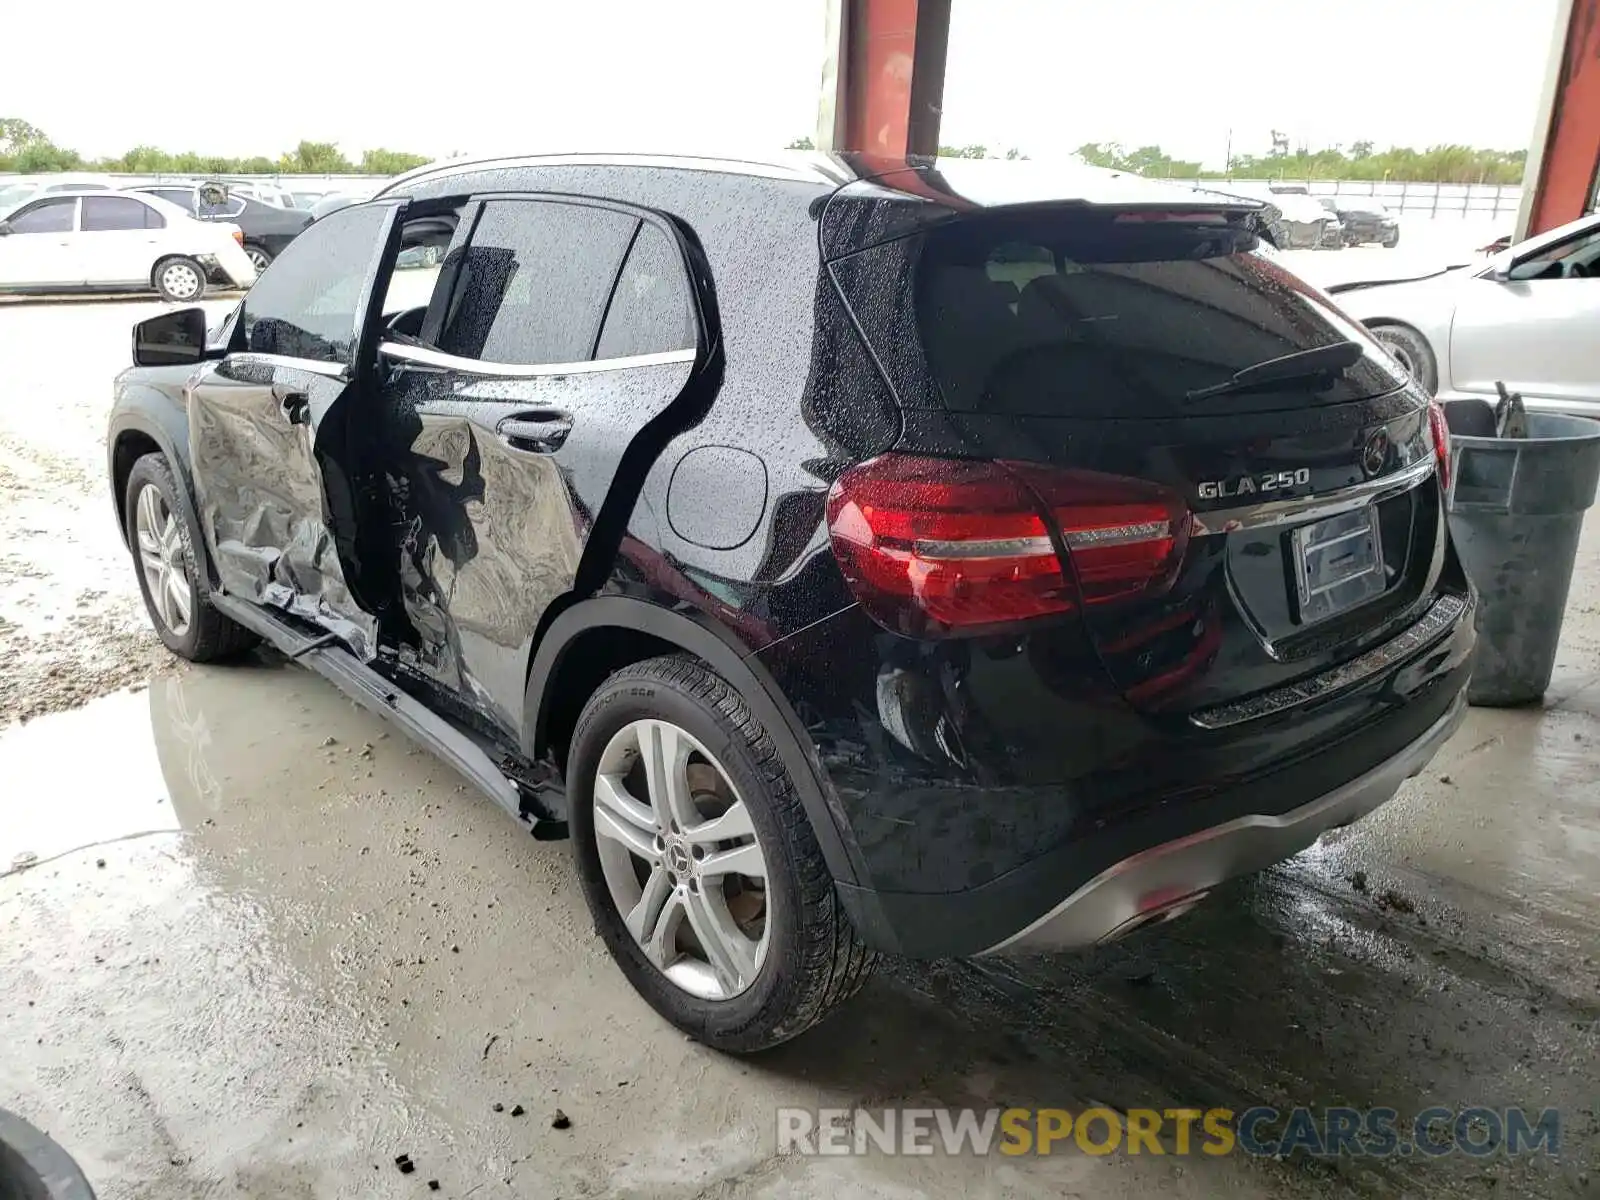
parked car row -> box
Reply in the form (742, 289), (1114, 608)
(0, 188), (257, 299)
(129, 183), (311, 272)
(0, 171), (445, 298)
(1196, 182), (1401, 250)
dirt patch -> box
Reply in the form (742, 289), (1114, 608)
(0, 300), (222, 727)
(0, 612), (178, 725)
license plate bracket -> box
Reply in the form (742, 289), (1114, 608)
(1291, 504), (1385, 624)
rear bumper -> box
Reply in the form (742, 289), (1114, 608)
(209, 241), (258, 288)
(980, 691), (1464, 953)
(1344, 222), (1398, 243)
(825, 589), (1475, 958)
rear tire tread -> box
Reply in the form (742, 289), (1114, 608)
(570, 654), (876, 1050)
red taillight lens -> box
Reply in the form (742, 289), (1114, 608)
(826, 454), (1189, 636)
(1427, 399), (1452, 494)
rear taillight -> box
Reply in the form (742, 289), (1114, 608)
(1427, 399), (1452, 494)
(826, 454), (1189, 636)
(232, 230), (245, 246)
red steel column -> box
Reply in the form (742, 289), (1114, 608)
(1521, 0), (1600, 236)
(816, 0), (953, 158)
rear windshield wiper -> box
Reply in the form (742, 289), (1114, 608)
(1184, 340), (1363, 403)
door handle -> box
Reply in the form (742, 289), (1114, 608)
(497, 412), (572, 453)
(273, 383), (310, 425)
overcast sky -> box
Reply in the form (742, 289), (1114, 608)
(7, 0), (1557, 167)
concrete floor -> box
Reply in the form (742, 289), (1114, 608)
(2, 284), (1597, 1199)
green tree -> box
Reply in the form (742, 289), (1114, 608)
(277, 140), (353, 174)
(786, 135), (815, 150)
(1074, 142), (1199, 177)
(360, 148), (430, 174)
(1, 119), (437, 176)
(0, 117), (51, 154)
(937, 144), (989, 159)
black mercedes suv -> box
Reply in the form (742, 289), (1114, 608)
(106, 152), (1475, 1052)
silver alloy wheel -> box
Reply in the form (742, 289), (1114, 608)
(592, 719), (771, 1001)
(160, 261), (203, 301)
(134, 482), (193, 638)
(245, 247), (271, 272)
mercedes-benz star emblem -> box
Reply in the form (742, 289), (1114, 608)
(1361, 430), (1390, 477)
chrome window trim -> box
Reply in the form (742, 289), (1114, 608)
(1190, 455), (1437, 535)
(1188, 591), (1469, 730)
(378, 341), (694, 378)
(230, 351), (348, 379)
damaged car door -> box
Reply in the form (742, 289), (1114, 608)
(370, 195), (709, 738)
(188, 200), (408, 657)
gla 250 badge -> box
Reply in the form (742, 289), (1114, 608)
(1197, 468), (1312, 501)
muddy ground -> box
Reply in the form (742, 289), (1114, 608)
(1, 292), (1597, 1199)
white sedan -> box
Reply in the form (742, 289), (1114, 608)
(0, 189), (257, 301)
(1332, 212), (1600, 414)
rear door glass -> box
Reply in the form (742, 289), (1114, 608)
(438, 199), (637, 366)
(594, 224), (694, 360)
(911, 213), (1404, 417)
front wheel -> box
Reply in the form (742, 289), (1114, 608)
(152, 256), (206, 303)
(124, 454), (258, 662)
(565, 655), (876, 1053)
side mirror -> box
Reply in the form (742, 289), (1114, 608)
(133, 307), (214, 367)
(1504, 255), (1561, 283)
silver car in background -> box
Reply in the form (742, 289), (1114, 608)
(1332, 212), (1600, 414)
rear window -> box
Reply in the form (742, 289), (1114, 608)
(909, 212), (1404, 417)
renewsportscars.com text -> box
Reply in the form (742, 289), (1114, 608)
(777, 1106), (1561, 1158)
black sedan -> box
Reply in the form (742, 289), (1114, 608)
(131, 185), (312, 272)
(1332, 199), (1400, 247)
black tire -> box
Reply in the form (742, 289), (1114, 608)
(152, 256), (207, 303)
(124, 454), (258, 662)
(1383, 230), (1400, 248)
(1370, 323), (1438, 394)
(565, 655), (876, 1053)
(244, 243), (274, 273)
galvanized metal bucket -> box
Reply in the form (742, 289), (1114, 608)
(0, 1109), (97, 1199)
(1443, 404), (1600, 707)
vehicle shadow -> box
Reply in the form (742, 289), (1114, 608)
(138, 656), (1592, 1199)
(753, 858), (1593, 1197)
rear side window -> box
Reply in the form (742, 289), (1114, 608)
(439, 199), (637, 366)
(241, 203), (392, 363)
(148, 188), (198, 213)
(595, 224), (694, 359)
(904, 212), (1403, 417)
(83, 196), (163, 231)
(200, 196), (247, 219)
(8, 198), (75, 234)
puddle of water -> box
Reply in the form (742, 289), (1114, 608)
(0, 687), (178, 870)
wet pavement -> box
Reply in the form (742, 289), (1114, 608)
(2, 295), (1598, 1198)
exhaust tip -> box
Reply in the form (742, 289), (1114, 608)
(1099, 888), (1212, 944)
